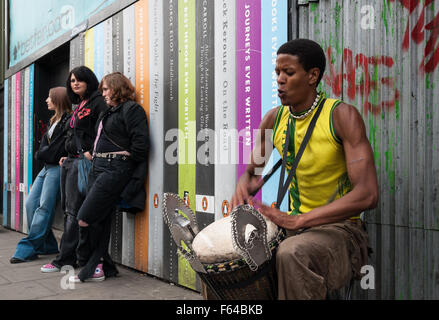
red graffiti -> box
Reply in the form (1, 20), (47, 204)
(324, 46), (400, 115)
(390, 0), (439, 73)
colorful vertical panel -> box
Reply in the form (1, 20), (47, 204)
(110, 210), (123, 264)
(195, 0), (215, 235)
(261, 0), (288, 210)
(123, 5), (137, 85)
(7, 78), (12, 229)
(69, 35), (81, 70)
(134, 0), (150, 273)
(113, 11), (124, 73)
(22, 69), (29, 232)
(236, 0), (262, 200)
(121, 4), (137, 270)
(110, 10), (125, 264)
(103, 18), (113, 76)
(19, 71), (25, 232)
(3, 78), (8, 227)
(84, 29), (95, 71)
(214, 0), (236, 221)
(147, 0), (165, 279)
(93, 22), (105, 81)
(178, 0), (197, 290)
(28, 65), (34, 195)
(163, 0), (179, 284)
(15, 73), (21, 231)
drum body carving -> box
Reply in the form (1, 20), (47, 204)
(163, 193), (285, 300)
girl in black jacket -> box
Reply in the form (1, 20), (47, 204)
(70, 72), (149, 282)
(10, 87), (72, 263)
(41, 66), (108, 272)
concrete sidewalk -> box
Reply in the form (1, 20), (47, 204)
(0, 225), (203, 300)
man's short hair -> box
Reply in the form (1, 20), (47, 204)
(277, 39), (326, 85)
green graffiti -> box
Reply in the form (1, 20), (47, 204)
(369, 115), (380, 168)
(395, 99), (400, 120)
(385, 132), (395, 194)
(382, 7), (389, 34)
(334, 2), (342, 31)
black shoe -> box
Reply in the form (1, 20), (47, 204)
(10, 257), (26, 264)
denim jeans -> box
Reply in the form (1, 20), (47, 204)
(51, 157), (85, 268)
(12, 165), (60, 261)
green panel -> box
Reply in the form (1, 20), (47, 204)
(178, 0), (197, 290)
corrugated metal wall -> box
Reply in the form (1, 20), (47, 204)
(295, 0), (439, 299)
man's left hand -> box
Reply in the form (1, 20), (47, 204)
(253, 199), (302, 231)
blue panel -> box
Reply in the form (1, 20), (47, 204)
(261, 0), (288, 211)
(3, 78), (8, 226)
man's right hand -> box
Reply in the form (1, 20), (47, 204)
(231, 171), (264, 209)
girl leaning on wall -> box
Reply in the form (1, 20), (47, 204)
(70, 72), (149, 282)
(10, 87), (72, 263)
(41, 66), (108, 273)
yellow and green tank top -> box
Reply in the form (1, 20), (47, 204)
(272, 93), (358, 218)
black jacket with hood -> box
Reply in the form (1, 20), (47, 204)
(35, 112), (71, 165)
(65, 91), (108, 156)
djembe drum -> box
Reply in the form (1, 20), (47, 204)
(163, 193), (285, 300)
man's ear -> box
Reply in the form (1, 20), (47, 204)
(308, 67), (320, 86)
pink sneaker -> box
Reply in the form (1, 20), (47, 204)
(91, 263), (105, 282)
(69, 263), (105, 283)
(41, 263), (60, 273)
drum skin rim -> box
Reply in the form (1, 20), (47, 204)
(202, 228), (286, 273)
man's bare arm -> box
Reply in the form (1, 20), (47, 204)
(231, 107), (279, 208)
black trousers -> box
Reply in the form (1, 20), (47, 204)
(76, 157), (135, 281)
(51, 157), (85, 268)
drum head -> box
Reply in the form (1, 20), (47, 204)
(192, 205), (279, 267)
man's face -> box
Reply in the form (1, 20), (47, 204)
(275, 54), (315, 107)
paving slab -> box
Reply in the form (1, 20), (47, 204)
(0, 225), (202, 300)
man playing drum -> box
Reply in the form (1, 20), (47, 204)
(231, 39), (379, 300)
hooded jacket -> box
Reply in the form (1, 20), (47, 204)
(35, 112), (71, 165)
(65, 91), (108, 156)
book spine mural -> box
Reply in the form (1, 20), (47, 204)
(28, 65), (34, 196)
(110, 10), (125, 265)
(14, 73), (20, 231)
(147, 0), (165, 279)
(214, 0), (236, 220)
(163, 0), (179, 284)
(94, 22), (105, 81)
(103, 18), (113, 76)
(261, 0), (288, 210)
(3, 78), (8, 227)
(178, 0), (197, 290)
(84, 28), (94, 71)
(195, 0), (215, 231)
(7, 77), (12, 229)
(236, 0), (262, 200)
(134, 0), (150, 273)
(121, 4), (137, 269)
